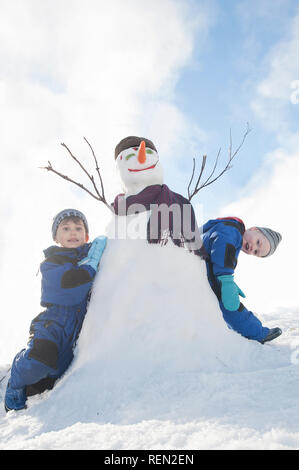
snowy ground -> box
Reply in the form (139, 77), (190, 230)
(1, 239), (299, 450)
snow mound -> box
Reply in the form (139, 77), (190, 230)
(1, 231), (297, 448)
(76, 238), (282, 372)
(34, 236), (286, 423)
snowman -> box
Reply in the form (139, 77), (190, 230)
(70, 136), (270, 387)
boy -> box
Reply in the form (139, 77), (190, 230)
(202, 216), (282, 344)
(5, 209), (107, 412)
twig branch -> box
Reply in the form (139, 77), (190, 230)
(40, 161), (102, 202)
(83, 137), (106, 202)
(187, 155), (207, 200)
(40, 138), (113, 212)
(187, 123), (252, 201)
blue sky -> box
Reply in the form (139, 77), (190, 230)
(0, 0), (299, 361)
(169, 0), (299, 216)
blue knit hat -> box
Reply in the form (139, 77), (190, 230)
(52, 209), (89, 240)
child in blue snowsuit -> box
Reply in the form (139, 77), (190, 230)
(202, 217), (282, 344)
(5, 209), (107, 412)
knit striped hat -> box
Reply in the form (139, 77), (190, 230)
(256, 227), (282, 257)
(52, 209), (89, 240)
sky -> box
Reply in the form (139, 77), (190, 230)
(0, 0), (299, 362)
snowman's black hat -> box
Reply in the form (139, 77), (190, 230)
(114, 136), (157, 159)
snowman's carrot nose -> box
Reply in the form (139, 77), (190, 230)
(137, 140), (146, 164)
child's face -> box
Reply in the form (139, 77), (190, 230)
(241, 228), (270, 257)
(55, 219), (88, 248)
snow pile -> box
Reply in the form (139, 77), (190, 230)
(74, 238), (284, 379)
(1, 230), (299, 449)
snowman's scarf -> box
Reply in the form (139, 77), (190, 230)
(112, 184), (207, 259)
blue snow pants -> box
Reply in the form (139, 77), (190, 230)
(10, 303), (87, 391)
(219, 301), (269, 341)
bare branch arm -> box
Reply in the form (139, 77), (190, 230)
(60, 142), (104, 201)
(40, 138), (114, 212)
(40, 161), (105, 203)
(188, 124), (252, 201)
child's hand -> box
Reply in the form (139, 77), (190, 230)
(78, 236), (107, 271)
(217, 274), (246, 311)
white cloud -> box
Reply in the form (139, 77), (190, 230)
(251, 11), (299, 139)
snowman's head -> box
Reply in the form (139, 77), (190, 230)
(115, 136), (163, 196)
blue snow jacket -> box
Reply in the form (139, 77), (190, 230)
(201, 217), (269, 341)
(41, 243), (96, 310)
(37, 243), (97, 350)
(9, 243), (99, 391)
(202, 217), (245, 282)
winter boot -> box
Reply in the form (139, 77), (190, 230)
(4, 382), (27, 412)
(259, 327), (282, 344)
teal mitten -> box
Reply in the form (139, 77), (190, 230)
(78, 236), (107, 271)
(217, 274), (246, 311)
